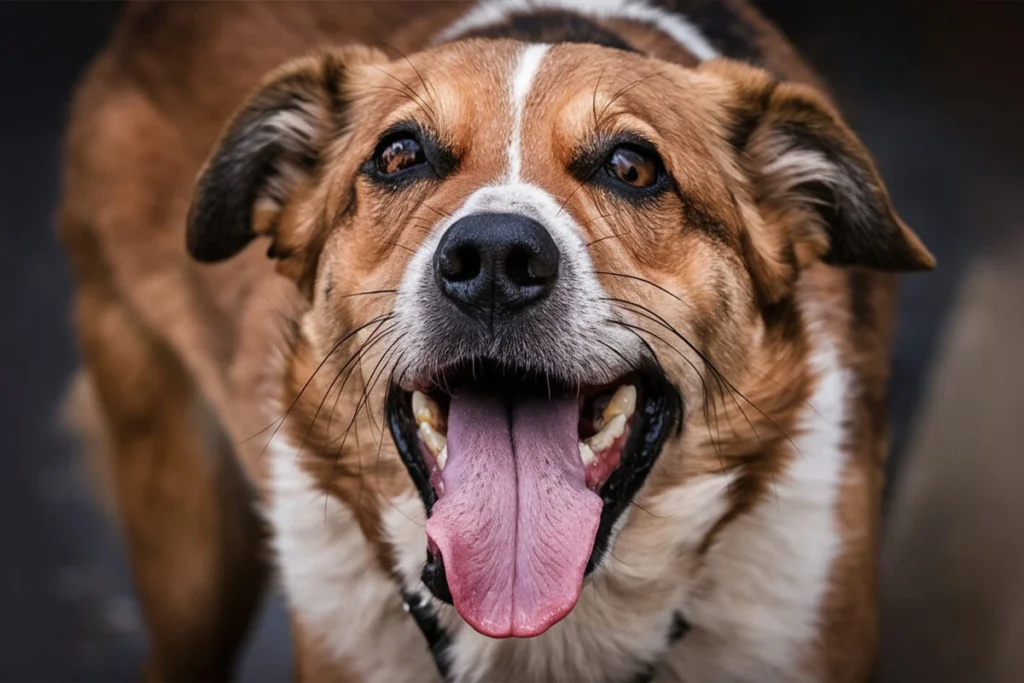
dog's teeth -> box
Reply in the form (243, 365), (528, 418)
(412, 391), (442, 427)
(579, 442), (595, 467)
(602, 385), (637, 424)
(419, 421), (447, 456)
(587, 413), (627, 454)
(436, 446), (448, 471)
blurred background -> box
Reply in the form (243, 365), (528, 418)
(0, 1), (1021, 680)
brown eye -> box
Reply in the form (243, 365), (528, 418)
(605, 145), (660, 188)
(376, 136), (425, 176)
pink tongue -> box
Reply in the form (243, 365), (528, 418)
(425, 387), (602, 638)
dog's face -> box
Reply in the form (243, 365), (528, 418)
(188, 40), (932, 639)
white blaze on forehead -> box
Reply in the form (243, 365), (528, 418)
(507, 43), (551, 182)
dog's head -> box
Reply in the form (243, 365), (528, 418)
(188, 41), (932, 639)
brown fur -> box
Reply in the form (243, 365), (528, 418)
(59, 2), (931, 680)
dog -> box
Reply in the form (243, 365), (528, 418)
(58, 1), (934, 681)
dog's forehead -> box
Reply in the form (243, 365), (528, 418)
(360, 40), (701, 178)
(429, 41), (677, 110)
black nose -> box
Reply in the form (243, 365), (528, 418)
(434, 212), (560, 326)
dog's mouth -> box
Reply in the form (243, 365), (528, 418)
(387, 360), (680, 638)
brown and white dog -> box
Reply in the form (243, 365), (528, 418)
(58, 1), (934, 681)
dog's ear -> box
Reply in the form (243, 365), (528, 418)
(700, 60), (934, 303)
(187, 46), (387, 266)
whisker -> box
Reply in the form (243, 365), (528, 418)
(606, 300), (760, 441)
(591, 64), (607, 130)
(382, 42), (439, 108)
(355, 337), (403, 441)
(331, 339), (402, 487)
(334, 289), (398, 300)
(320, 324), (398, 450)
(609, 319), (726, 467)
(385, 240), (417, 254)
(363, 87), (436, 133)
(594, 337), (644, 376)
(628, 499), (668, 519)
(592, 270), (686, 306)
(579, 211), (620, 230)
(250, 313), (394, 457)
(418, 201), (452, 220)
(367, 68), (438, 126)
(597, 71), (667, 128)
(610, 308), (795, 457)
(599, 273), (818, 423)
(296, 323), (396, 461)
(352, 343), (402, 515)
(586, 232), (625, 248)
(375, 368), (427, 529)
(555, 176), (589, 217)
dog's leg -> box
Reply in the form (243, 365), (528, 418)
(74, 286), (268, 681)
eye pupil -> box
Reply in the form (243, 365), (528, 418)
(376, 136), (425, 176)
(606, 145), (659, 189)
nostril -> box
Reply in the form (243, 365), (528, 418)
(440, 244), (482, 283)
(505, 247), (535, 287)
(506, 244), (558, 288)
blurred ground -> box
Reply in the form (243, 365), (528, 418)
(0, 1), (1020, 680)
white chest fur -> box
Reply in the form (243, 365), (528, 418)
(267, 443), (438, 682)
(664, 336), (850, 682)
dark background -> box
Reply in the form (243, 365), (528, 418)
(1, 1), (1021, 680)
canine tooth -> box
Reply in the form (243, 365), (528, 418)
(436, 446), (448, 471)
(602, 385), (637, 423)
(587, 413), (627, 454)
(419, 421), (447, 455)
(412, 391), (442, 427)
(579, 442), (595, 467)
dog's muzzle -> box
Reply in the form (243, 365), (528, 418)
(387, 188), (682, 638)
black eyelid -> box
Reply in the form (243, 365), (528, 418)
(362, 121), (458, 185)
(375, 121), (425, 150)
(569, 131), (663, 180)
(607, 132), (661, 156)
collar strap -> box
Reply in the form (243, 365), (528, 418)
(630, 613), (692, 683)
(401, 590), (453, 680)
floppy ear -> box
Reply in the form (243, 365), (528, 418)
(187, 46), (386, 266)
(700, 60), (934, 302)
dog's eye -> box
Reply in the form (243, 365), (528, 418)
(605, 145), (660, 188)
(376, 135), (426, 176)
